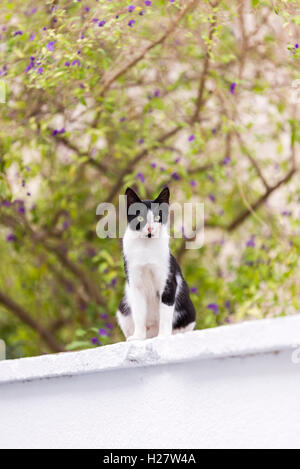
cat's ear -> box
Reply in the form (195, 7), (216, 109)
(155, 187), (170, 205)
(125, 187), (141, 207)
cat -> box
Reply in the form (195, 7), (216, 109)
(117, 187), (196, 341)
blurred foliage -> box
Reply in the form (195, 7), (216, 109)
(0, 0), (300, 358)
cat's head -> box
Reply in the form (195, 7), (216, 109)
(125, 187), (170, 239)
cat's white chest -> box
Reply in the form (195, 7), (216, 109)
(124, 236), (169, 288)
(123, 231), (170, 335)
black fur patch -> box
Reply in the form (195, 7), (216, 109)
(119, 296), (131, 317)
(162, 255), (196, 329)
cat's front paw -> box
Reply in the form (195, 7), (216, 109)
(127, 334), (146, 342)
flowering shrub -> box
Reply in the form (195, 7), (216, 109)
(0, 0), (300, 358)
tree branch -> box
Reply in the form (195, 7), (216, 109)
(100, 0), (198, 97)
(0, 208), (106, 307)
(0, 289), (64, 353)
(106, 126), (181, 202)
(234, 131), (270, 190)
(228, 128), (298, 231)
(58, 136), (109, 174)
(227, 167), (296, 231)
(191, 4), (218, 123)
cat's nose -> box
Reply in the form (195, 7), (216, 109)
(148, 227), (152, 233)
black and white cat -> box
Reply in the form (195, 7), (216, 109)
(117, 187), (196, 341)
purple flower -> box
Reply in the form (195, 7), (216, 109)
(295, 44), (299, 49)
(98, 20), (106, 27)
(138, 138), (145, 145)
(190, 180), (197, 187)
(150, 163), (157, 169)
(128, 5), (136, 12)
(65, 61), (70, 67)
(84, 7), (90, 12)
(37, 67), (43, 74)
(282, 210), (292, 217)
(98, 328), (107, 337)
(230, 82), (237, 95)
(30, 33), (35, 41)
(91, 337), (99, 345)
(120, 117), (126, 122)
(72, 60), (81, 66)
(47, 41), (55, 51)
(145, 0), (151, 5)
(154, 89), (160, 97)
(14, 31), (23, 36)
(190, 287), (198, 294)
(246, 236), (256, 248)
(52, 128), (66, 136)
(25, 62), (34, 73)
(6, 234), (17, 243)
(106, 323), (114, 330)
(188, 134), (195, 142)
(208, 303), (219, 315)
(181, 226), (188, 240)
(137, 172), (145, 183)
(172, 172), (180, 181)
(100, 313), (108, 320)
(2, 200), (11, 208)
(209, 194), (216, 203)
(62, 220), (70, 230)
(139, 10), (145, 15)
(223, 156), (232, 165)
(128, 20), (136, 27)
(110, 278), (117, 288)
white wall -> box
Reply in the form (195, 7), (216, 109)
(1, 316), (300, 449)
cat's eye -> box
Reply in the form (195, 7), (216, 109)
(154, 215), (160, 222)
(137, 216), (144, 222)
